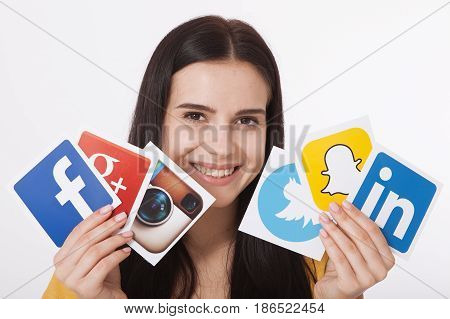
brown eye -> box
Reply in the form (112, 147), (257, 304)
(184, 112), (206, 122)
(237, 117), (258, 126)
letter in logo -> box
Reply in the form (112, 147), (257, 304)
(53, 155), (93, 215)
(359, 167), (414, 240)
(89, 153), (119, 177)
(88, 153), (127, 194)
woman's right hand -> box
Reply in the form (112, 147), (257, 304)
(53, 204), (133, 299)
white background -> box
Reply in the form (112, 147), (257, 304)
(0, 0), (449, 298)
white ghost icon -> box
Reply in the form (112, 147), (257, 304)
(321, 144), (362, 196)
(275, 177), (319, 227)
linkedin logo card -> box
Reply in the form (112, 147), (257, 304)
(347, 144), (441, 257)
(13, 140), (121, 247)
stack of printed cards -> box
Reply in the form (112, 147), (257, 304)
(239, 117), (441, 260)
(13, 131), (215, 265)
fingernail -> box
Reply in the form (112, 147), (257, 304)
(122, 247), (131, 253)
(342, 200), (352, 209)
(99, 205), (113, 215)
(320, 229), (328, 238)
(114, 212), (127, 222)
(329, 202), (340, 213)
(319, 214), (330, 224)
(121, 231), (133, 238)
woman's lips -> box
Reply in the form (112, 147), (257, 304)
(189, 162), (241, 186)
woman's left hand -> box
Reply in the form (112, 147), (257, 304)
(314, 200), (395, 299)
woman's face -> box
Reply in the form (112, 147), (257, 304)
(161, 60), (269, 207)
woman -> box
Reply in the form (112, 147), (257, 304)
(43, 15), (394, 299)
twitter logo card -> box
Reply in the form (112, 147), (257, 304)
(238, 146), (325, 261)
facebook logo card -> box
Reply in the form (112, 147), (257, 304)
(347, 144), (441, 257)
(14, 140), (121, 247)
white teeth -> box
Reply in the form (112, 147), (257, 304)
(193, 164), (236, 178)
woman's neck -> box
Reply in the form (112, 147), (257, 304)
(183, 199), (239, 256)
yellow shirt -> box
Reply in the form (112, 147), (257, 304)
(42, 254), (329, 299)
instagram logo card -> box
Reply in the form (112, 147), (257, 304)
(78, 131), (156, 231)
(126, 141), (215, 266)
(13, 140), (121, 247)
(347, 144), (441, 258)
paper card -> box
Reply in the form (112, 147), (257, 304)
(238, 146), (325, 261)
(125, 141), (216, 266)
(299, 117), (374, 212)
(346, 144), (442, 258)
(13, 139), (121, 247)
(78, 131), (157, 233)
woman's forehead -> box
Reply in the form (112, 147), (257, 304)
(168, 60), (270, 112)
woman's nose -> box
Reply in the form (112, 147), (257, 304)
(200, 124), (235, 157)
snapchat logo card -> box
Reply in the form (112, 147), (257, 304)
(301, 118), (374, 211)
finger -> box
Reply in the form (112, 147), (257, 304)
(319, 229), (356, 283)
(59, 212), (129, 269)
(342, 200), (395, 269)
(55, 205), (114, 263)
(328, 202), (388, 281)
(68, 231), (134, 280)
(319, 213), (375, 287)
(84, 247), (132, 287)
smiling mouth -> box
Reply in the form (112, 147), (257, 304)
(192, 163), (240, 179)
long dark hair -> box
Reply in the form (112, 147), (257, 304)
(120, 15), (316, 298)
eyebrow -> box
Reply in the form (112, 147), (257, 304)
(176, 103), (216, 113)
(175, 103), (266, 116)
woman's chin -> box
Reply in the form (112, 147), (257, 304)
(210, 196), (238, 208)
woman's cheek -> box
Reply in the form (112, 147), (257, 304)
(162, 124), (198, 165)
(240, 129), (266, 174)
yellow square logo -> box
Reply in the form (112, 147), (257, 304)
(301, 128), (373, 211)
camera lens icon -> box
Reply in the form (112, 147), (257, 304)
(137, 186), (174, 226)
